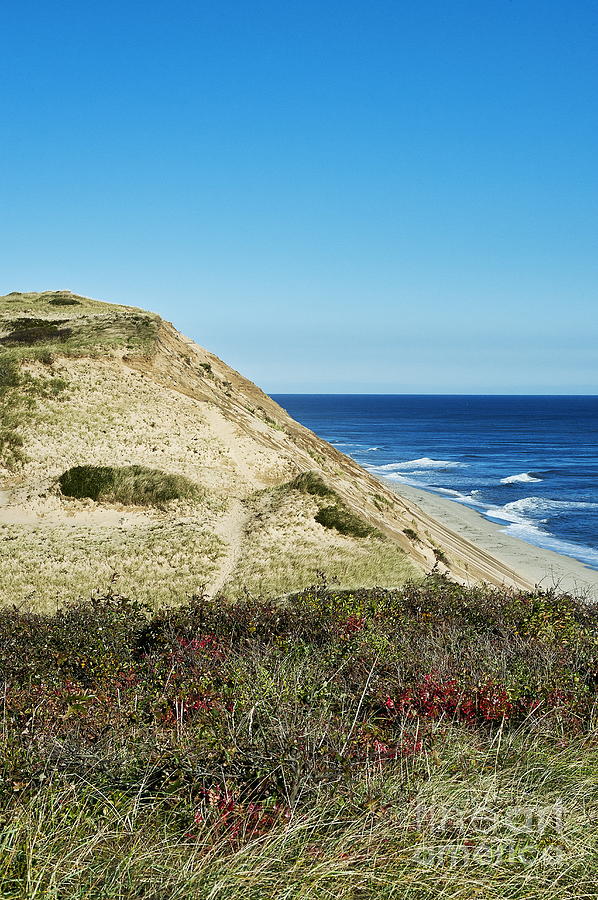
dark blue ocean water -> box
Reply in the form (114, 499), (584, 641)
(272, 395), (598, 571)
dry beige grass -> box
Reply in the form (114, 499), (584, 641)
(0, 519), (225, 612)
(225, 487), (420, 598)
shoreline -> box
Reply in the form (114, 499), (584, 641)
(382, 477), (598, 600)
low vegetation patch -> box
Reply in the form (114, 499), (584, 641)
(0, 578), (596, 896)
(0, 520), (225, 611)
(288, 470), (336, 497)
(3, 317), (68, 331)
(0, 355), (67, 470)
(316, 502), (379, 538)
(0, 293), (161, 470)
(0, 323), (73, 345)
(47, 294), (82, 306)
(433, 546), (450, 566)
(373, 491), (390, 510)
(288, 472), (378, 539)
(58, 464), (201, 506)
(1, 294), (160, 363)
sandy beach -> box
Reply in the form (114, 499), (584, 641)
(384, 478), (598, 600)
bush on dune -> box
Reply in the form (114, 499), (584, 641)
(58, 463), (201, 506)
(288, 470), (380, 539)
(315, 503), (378, 538)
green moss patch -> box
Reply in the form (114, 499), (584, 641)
(58, 464), (201, 507)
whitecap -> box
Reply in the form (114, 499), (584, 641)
(508, 497), (598, 513)
(500, 472), (542, 484)
(369, 457), (467, 473)
(485, 496), (598, 529)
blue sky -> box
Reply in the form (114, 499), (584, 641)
(1, 0), (596, 392)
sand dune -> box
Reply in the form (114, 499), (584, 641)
(2, 290), (592, 608)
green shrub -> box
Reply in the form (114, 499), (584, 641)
(403, 527), (421, 543)
(0, 324), (72, 345)
(37, 291), (83, 305)
(289, 471), (336, 497)
(4, 317), (68, 331)
(315, 503), (377, 538)
(48, 296), (81, 306)
(58, 464), (201, 506)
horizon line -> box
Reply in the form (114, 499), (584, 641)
(268, 391), (598, 397)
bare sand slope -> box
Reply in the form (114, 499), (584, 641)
(3, 290), (588, 609)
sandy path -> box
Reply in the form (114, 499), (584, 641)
(206, 500), (251, 599)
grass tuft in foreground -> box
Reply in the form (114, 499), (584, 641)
(0, 576), (596, 896)
(58, 463), (201, 506)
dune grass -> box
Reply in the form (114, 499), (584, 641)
(58, 463), (201, 507)
(0, 521), (225, 611)
(315, 502), (379, 538)
(288, 470), (336, 497)
(1, 743), (596, 900)
(226, 535), (419, 598)
(288, 471), (381, 539)
(0, 291), (160, 365)
(0, 292), (161, 472)
(0, 578), (596, 897)
(224, 485), (417, 598)
(0, 355), (68, 470)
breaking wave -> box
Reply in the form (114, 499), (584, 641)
(500, 472), (542, 484)
(370, 457), (466, 473)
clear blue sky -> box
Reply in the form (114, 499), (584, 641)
(1, 0), (596, 393)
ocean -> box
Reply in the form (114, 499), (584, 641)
(272, 395), (598, 571)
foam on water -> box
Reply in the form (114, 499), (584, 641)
(500, 472), (542, 484)
(502, 523), (598, 569)
(487, 497), (598, 522)
(370, 457), (467, 472)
